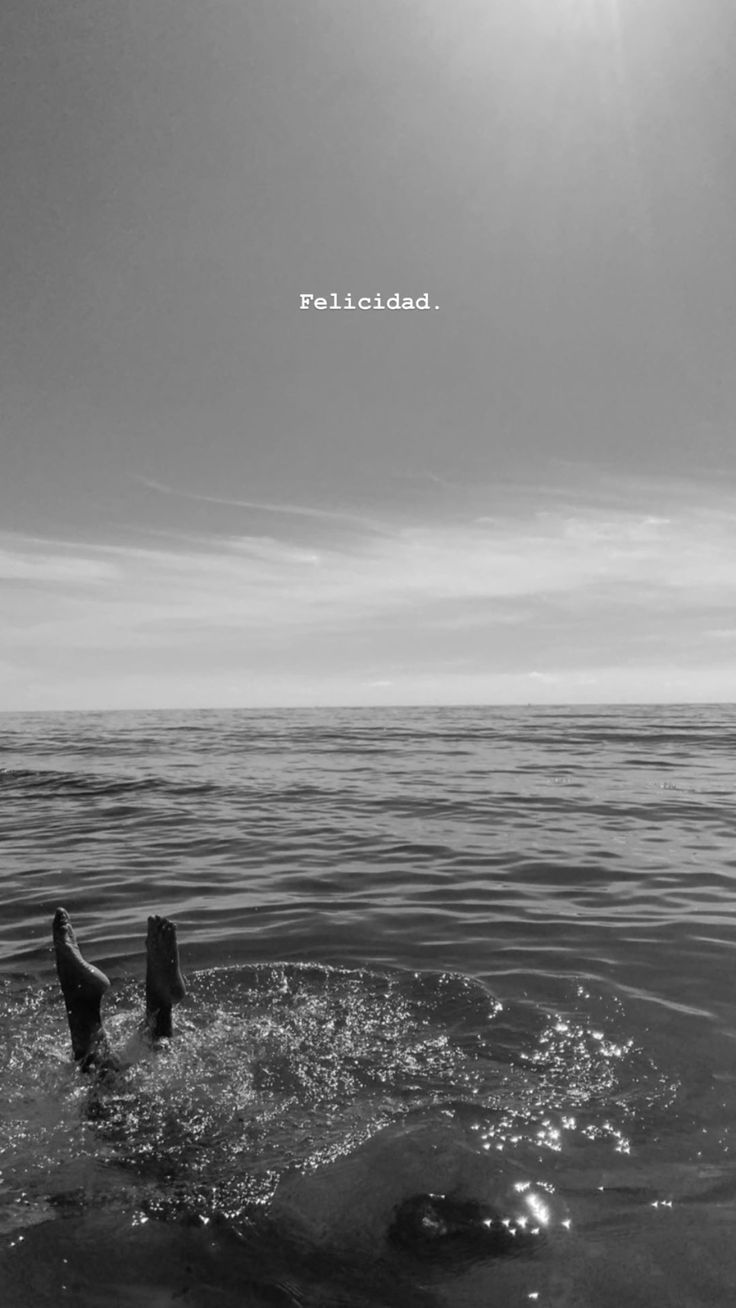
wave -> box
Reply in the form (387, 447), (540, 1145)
(0, 766), (220, 801)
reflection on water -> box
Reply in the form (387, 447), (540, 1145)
(2, 704), (736, 1304)
(0, 958), (691, 1306)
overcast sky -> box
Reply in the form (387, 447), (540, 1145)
(3, 0), (736, 710)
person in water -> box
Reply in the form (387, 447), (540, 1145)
(52, 907), (539, 1258)
(53, 906), (186, 1071)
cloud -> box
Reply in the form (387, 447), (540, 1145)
(135, 476), (387, 533)
(2, 494), (736, 708)
(0, 544), (116, 584)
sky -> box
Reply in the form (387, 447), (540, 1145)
(2, 0), (736, 710)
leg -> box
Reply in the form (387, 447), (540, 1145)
(145, 915), (186, 1039)
(53, 907), (117, 1071)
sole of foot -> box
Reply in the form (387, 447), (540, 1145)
(145, 915), (186, 1009)
(53, 907), (111, 1001)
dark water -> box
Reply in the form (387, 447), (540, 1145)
(1, 704), (736, 1306)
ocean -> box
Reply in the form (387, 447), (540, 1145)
(1, 704), (735, 1306)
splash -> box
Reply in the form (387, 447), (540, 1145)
(0, 966), (671, 1241)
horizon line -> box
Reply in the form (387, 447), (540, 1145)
(1, 699), (732, 717)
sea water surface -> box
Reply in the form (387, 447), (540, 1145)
(1, 704), (735, 1306)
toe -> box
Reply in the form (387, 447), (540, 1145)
(53, 908), (75, 945)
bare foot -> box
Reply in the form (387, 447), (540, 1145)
(53, 907), (113, 1067)
(145, 915), (186, 1039)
